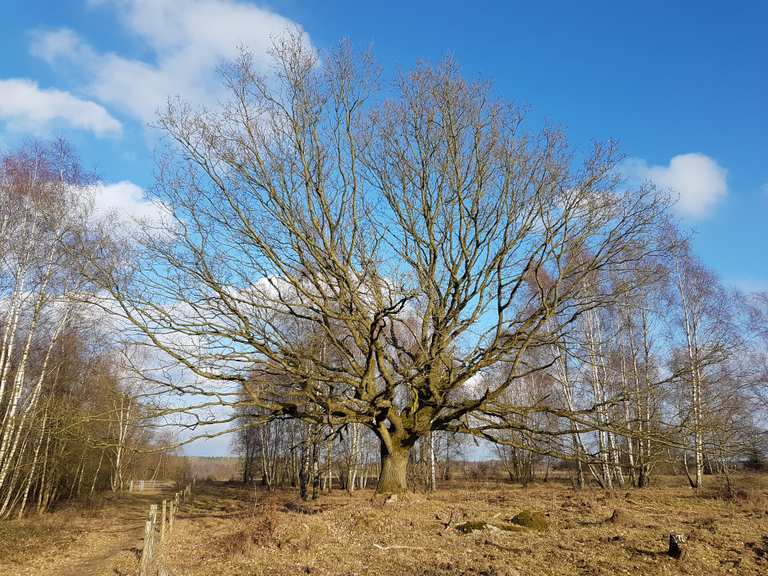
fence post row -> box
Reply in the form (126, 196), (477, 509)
(129, 480), (178, 493)
(139, 483), (193, 576)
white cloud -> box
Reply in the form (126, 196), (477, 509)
(87, 180), (173, 233)
(621, 153), (728, 219)
(32, 0), (313, 124)
(0, 78), (121, 136)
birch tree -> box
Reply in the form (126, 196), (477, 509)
(0, 142), (85, 515)
(667, 238), (738, 489)
(0, 141), (169, 517)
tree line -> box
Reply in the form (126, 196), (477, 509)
(0, 142), (180, 518)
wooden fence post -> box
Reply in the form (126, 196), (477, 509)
(161, 500), (167, 542)
(139, 519), (152, 575)
(140, 505), (157, 576)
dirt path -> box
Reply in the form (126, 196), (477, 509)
(0, 490), (174, 576)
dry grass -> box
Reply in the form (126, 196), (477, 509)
(2, 476), (767, 575)
(162, 475), (768, 576)
(0, 511), (86, 565)
(0, 490), (170, 576)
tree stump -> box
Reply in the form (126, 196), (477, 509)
(607, 509), (626, 524)
(668, 533), (686, 559)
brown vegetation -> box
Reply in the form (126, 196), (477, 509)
(156, 477), (768, 576)
(2, 476), (767, 575)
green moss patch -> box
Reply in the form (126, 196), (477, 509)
(510, 510), (549, 530)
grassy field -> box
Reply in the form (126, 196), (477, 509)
(1, 476), (767, 575)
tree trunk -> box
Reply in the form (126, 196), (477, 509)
(299, 436), (311, 501)
(428, 432), (436, 492)
(311, 440), (320, 500)
(376, 443), (410, 494)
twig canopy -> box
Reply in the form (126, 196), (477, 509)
(84, 35), (667, 493)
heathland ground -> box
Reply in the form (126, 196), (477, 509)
(2, 474), (767, 576)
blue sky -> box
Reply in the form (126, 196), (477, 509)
(1, 0), (765, 454)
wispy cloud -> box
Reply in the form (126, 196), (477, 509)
(725, 277), (768, 294)
(0, 78), (121, 136)
(32, 0), (313, 124)
(621, 153), (728, 220)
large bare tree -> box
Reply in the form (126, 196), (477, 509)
(85, 37), (668, 493)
